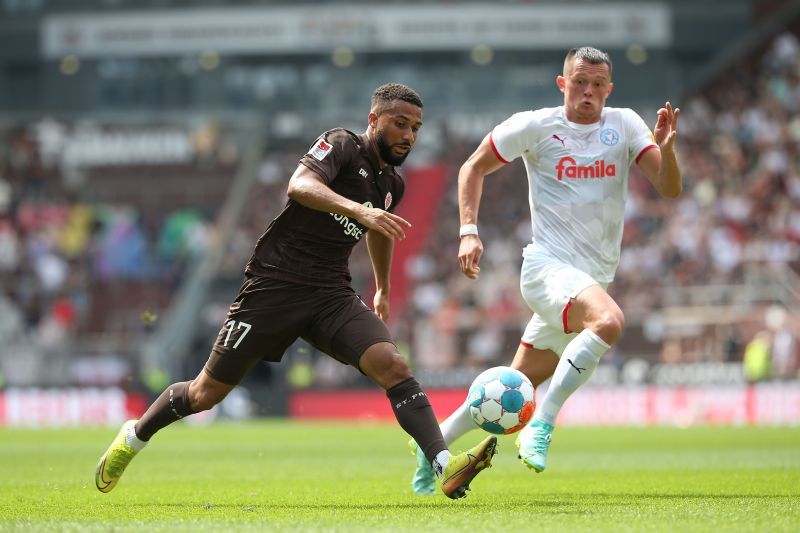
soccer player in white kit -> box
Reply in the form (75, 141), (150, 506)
(410, 46), (682, 494)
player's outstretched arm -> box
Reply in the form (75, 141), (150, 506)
(287, 165), (411, 240)
(638, 101), (682, 198)
(458, 133), (507, 280)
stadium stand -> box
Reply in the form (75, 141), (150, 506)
(0, 1), (797, 400)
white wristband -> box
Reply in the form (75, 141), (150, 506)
(459, 224), (479, 238)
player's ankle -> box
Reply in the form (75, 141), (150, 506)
(125, 424), (148, 452)
(432, 450), (452, 478)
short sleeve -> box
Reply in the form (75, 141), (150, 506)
(490, 111), (538, 163)
(299, 129), (356, 184)
(624, 109), (658, 164)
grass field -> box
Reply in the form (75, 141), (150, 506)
(1, 421), (799, 532)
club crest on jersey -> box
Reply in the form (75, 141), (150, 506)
(384, 192), (393, 210)
(599, 128), (620, 146)
(309, 139), (333, 161)
(556, 157), (616, 181)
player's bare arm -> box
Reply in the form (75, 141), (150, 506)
(287, 165), (411, 240)
(638, 101), (682, 198)
(457, 133), (507, 280)
(366, 229), (393, 322)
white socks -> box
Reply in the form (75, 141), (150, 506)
(425, 403), (477, 477)
(432, 450), (453, 478)
(428, 328), (609, 466)
(535, 329), (610, 425)
(440, 402), (479, 446)
(126, 424), (148, 453)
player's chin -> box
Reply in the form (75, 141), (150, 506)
(387, 148), (410, 166)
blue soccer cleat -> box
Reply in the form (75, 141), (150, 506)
(408, 439), (436, 495)
(516, 419), (553, 473)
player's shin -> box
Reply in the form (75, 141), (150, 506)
(535, 329), (609, 424)
(386, 377), (451, 476)
(135, 381), (198, 441)
(440, 400), (479, 445)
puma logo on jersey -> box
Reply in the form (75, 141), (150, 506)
(556, 157), (616, 181)
(552, 134), (567, 147)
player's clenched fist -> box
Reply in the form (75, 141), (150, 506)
(459, 234), (483, 280)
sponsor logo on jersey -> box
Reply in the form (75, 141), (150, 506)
(330, 212), (364, 239)
(552, 134), (567, 147)
(328, 201), (372, 240)
(556, 156), (616, 181)
(384, 192), (393, 210)
(309, 139), (333, 161)
(599, 128), (620, 146)
(358, 168), (368, 179)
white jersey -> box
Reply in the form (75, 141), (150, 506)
(491, 106), (656, 283)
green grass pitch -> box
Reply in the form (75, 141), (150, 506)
(1, 421), (798, 532)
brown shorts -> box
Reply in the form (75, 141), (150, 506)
(204, 276), (394, 385)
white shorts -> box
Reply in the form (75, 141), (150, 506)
(519, 245), (604, 357)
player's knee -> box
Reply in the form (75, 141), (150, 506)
(378, 351), (413, 389)
(360, 342), (413, 389)
(593, 309), (625, 345)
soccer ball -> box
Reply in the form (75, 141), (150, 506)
(467, 366), (535, 435)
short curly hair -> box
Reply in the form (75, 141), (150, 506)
(370, 83), (423, 115)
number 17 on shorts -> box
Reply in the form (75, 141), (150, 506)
(222, 320), (252, 349)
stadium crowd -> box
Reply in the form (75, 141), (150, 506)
(0, 119), (235, 386)
(0, 32), (798, 389)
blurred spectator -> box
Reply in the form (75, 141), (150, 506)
(772, 324), (797, 380)
(767, 306), (798, 380)
(744, 330), (772, 383)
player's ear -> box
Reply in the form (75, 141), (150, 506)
(368, 112), (378, 129)
(607, 82), (614, 97)
(556, 75), (566, 93)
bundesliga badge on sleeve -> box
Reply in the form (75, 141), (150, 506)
(309, 138), (333, 161)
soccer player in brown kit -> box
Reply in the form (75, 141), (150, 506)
(94, 83), (497, 499)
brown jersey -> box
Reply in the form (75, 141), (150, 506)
(245, 128), (405, 286)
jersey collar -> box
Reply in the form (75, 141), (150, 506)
(559, 106), (604, 131)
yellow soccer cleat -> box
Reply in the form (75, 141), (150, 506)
(440, 435), (497, 499)
(95, 419), (140, 493)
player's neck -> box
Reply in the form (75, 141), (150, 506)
(563, 107), (602, 125)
